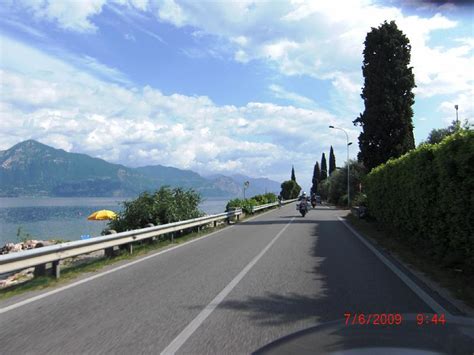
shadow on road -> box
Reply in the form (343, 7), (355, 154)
(201, 218), (434, 351)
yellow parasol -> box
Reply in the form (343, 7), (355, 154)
(87, 209), (117, 221)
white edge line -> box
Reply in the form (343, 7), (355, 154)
(337, 216), (449, 315)
(0, 205), (289, 314)
(161, 217), (295, 355)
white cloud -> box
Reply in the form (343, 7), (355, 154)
(438, 91), (474, 125)
(11, 1), (472, 107)
(124, 33), (136, 41)
(147, 0), (472, 118)
(18, 0), (107, 33)
(155, 0), (187, 27)
(269, 84), (315, 106)
(0, 35), (356, 188)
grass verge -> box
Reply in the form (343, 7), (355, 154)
(345, 213), (474, 311)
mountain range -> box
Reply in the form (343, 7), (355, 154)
(0, 140), (281, 198)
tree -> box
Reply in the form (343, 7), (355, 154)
(291, 165), (296, 181)
(108, 186), (203, 232)
(320, 153), (328, 181)
(325, 160), (366, 206)
(280, 180), (301, 199)
(353, 21), (415, 171)
(329, 146), (336, 175)
(311, 162), (320, 194)
(425, 119), (471, 145)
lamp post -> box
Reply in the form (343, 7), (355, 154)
(243, 181), (249, 200)
(329, 125), (352, 207)
(455, 104), (459, 126)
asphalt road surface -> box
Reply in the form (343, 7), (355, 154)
(0, 203), (447, 354)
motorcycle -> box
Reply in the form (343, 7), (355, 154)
(297, 200), (309, 217)
(311, 199), (317, 208)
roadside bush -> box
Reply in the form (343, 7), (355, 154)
(108, 186), (204, 232)
(364, 130), (474, 273)
(226, 193), (278, 214)
(352, 193), (367, 207)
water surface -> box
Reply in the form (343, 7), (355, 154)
(0, 197), (229, 245)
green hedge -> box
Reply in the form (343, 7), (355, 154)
(364, 130), (474, 272)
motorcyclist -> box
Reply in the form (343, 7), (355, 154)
(298, 192), (310, 216)
(277, 194), (283, 208)
(299, 191), (308, 202)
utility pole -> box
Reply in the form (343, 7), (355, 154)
(455, 104), (459, 127)
(329, 126), (352, 207)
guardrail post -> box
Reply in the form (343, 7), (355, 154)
(105, 247), (114, 257)
(34, 263), (47, 277)
(127, 243), (133, 254)
(52, 260), (60, 279)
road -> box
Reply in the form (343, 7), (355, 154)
(0, 203), (452, 354)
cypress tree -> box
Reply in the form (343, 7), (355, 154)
(320, 153), (328, 181)
(353, 21), (415, 171)
(329, 146), (336, 175)
(311, 162), (320, 194)
(291, 165), (296, 182)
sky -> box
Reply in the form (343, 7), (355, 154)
(0, 0), (473, 190)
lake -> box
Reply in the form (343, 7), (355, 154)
(0, 197), (230, 246)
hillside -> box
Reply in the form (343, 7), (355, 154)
(0, 140), (281, 198)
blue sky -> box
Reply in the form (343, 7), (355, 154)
(0, 0), (472, 190)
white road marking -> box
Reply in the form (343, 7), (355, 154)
(161, 217), (295, 355)
(338, 216), (449, 315)
(0, 204), (293, 314)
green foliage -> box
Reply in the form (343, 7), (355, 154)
(324, 160), (366, 206)
(226, 193), (277, 213)
(329, 146), (336, 175)
(291, 166), (296, 182)
(280, 180), (301, 199)
(108, 186), (204, 232)
(320, 153), (328, 181)
(319, 179), (330, 201)
(424, 119), (471, 145)
(353, 21), (415, 171)
(311, 162), (320, 195)
(352, 193), (368, 207)
(364, 130), (474, 273)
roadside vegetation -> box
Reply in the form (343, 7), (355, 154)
(226, 193), (277, 214)
(364, 130), (473, 275)
(107, 186), (204, 232)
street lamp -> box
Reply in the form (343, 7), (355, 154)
(243, 181), (249, 200)
(329, 125), (352, 207)
(455, 104), (459, 126)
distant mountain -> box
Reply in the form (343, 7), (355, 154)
(231, 174), (281, 197)
(0, 140), (281, 198)
(0, 140), (142, 197)
(209, 175), (242, 197)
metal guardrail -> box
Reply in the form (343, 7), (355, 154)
(0, 209), (242, 277)
(0, 198), (299, 279)
(251, 198), (298, 212)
